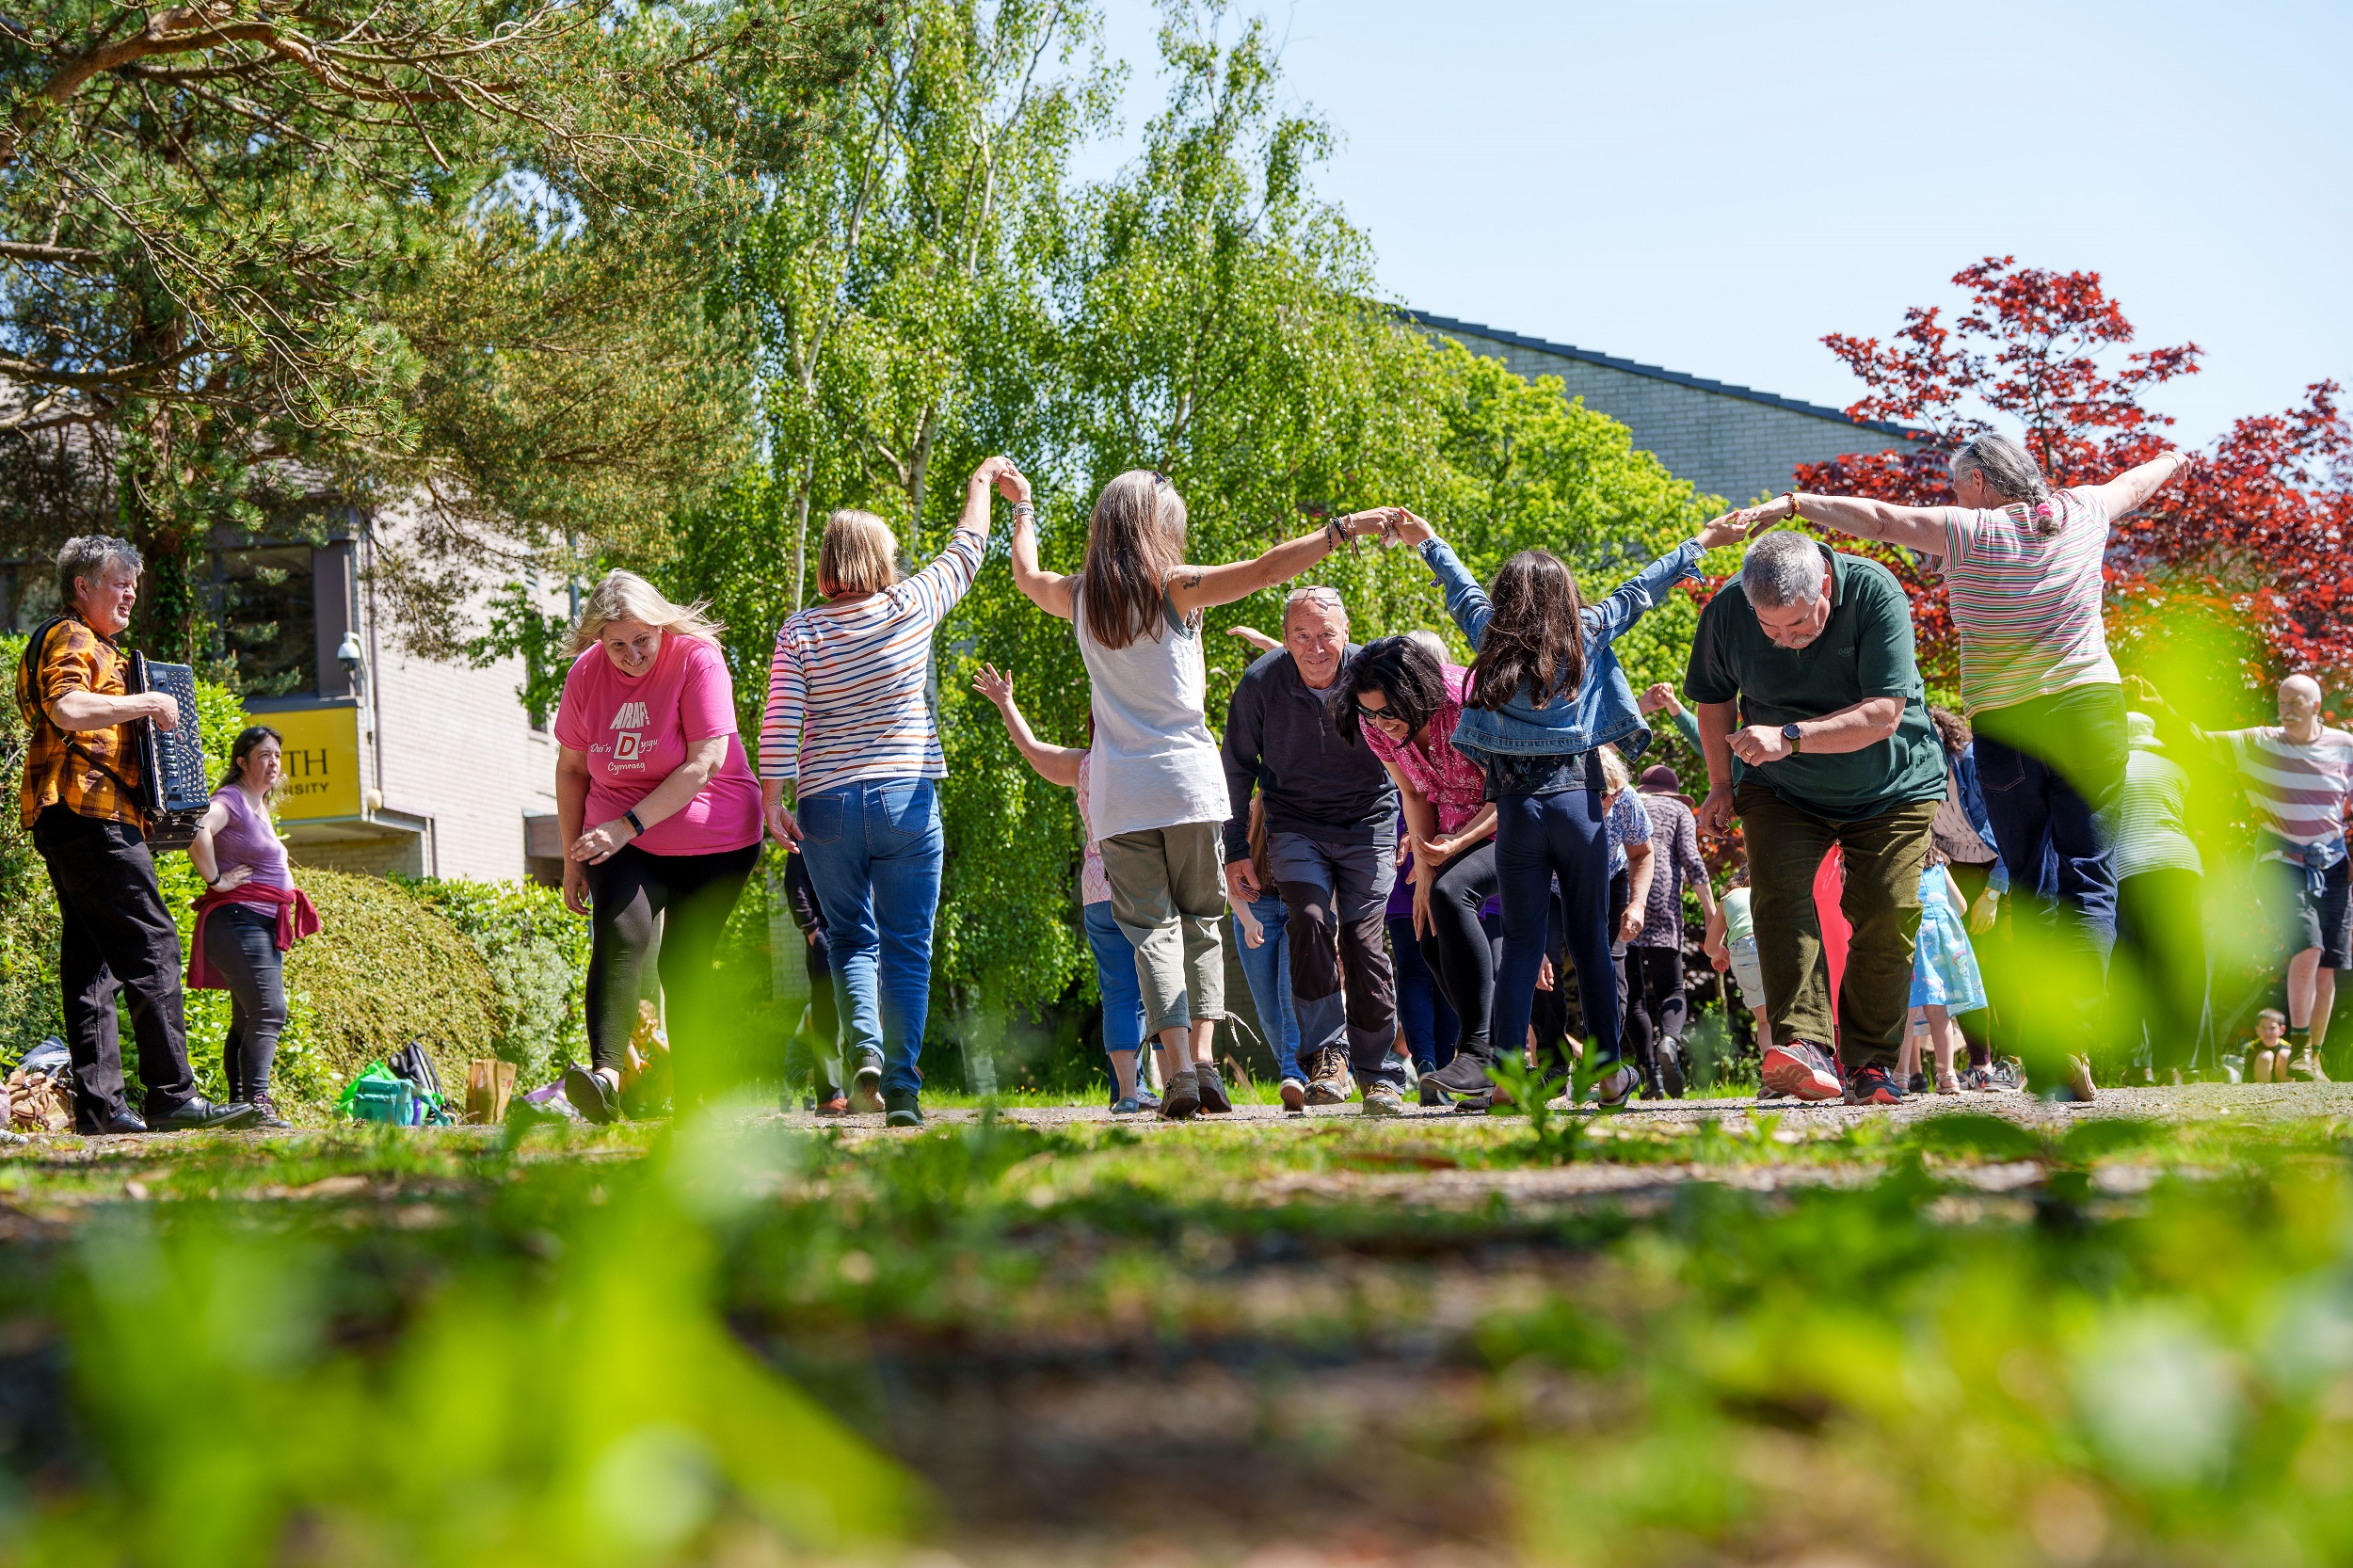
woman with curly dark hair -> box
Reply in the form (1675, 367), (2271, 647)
(1385, 510), (1750, 1106)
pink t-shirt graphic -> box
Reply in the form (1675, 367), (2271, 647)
(554, 633), (763, 856)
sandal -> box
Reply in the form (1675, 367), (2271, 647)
(1934, 1070), (1961, 1096)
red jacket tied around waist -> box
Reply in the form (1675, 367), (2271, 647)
(188, 883), (322, 990)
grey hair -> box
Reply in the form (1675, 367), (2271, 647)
(1282, 584), (1347, 628)
(56, 536), (142, 607)
(1405, 629), (1448, 664)
(1740, 531), (1828, 609)
(1950, 432), (2051, 506)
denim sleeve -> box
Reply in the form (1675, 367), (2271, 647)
(1421, 538), (1492, 651)
(1587, 539), (1703, 647)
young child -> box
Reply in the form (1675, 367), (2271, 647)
(1904, 855), (1988, 1096)
(1703, 865), (1771, 1061)
(2248, 1008), (2290, 1083)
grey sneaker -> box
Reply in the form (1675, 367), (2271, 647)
(1195, 1062), (1235, 1113)
(1304, 1048), (1352, 1106)
(1360, 1080), (1405, 1117)
(1159, 1068), (1202, 1121)
(1278, 1076), (1308, 1114)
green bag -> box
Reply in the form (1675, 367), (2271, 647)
(337, 1062), (413, 1125)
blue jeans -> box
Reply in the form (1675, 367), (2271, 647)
(1495, 785), (1619, 1073)
(797, 777), (944, 1099)
(1973, 685), (2127, 954)
(1389, 914), (1458, 1073)
(1232, 894), (1303, 1080)
(1083, 900), (1148, 1058)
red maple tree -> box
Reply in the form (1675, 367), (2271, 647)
(1791, 256), (2353, 696)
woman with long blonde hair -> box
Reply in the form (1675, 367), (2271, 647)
(552, 568), (763, 1123)
(1010, 468), (1389, 1119)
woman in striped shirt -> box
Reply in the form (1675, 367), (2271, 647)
(760, 455), (1025, 1128)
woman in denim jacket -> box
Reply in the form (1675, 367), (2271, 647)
(1387, 509), (1748, 1106)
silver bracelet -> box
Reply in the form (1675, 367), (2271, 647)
(1012, 501), (1034, 517)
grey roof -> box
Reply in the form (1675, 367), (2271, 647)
(1407, 311), (1923, 441)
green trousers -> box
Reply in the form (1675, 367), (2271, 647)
(1736, 781), (1938, 1070)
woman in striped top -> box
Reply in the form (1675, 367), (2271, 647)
(1727, 437), (2191, 1094)
(760, 455), (1025, 1128)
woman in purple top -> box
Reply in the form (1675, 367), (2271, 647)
(189, 726), (308, 1128)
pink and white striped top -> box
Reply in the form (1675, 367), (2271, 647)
(2217, 726), (2353, 850)
(758, 528), (983, 796)
(1939, 488), (2118, 716)
(1075, 751), (1111, 905)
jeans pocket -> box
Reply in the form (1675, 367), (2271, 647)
(870, 777), (939, 850)
(796, 791), (845, 847)
(1974, 744), (2028, 796)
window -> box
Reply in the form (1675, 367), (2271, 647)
(208, 546), (315, 696)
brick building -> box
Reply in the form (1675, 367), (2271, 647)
(1411, 312), (1922, 504)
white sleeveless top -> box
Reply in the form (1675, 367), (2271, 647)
(1072, 583), (1230, 840)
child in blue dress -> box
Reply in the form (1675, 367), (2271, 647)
(1905, 855), (1988, 1095)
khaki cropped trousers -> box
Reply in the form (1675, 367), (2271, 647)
(1098, 822), (1226, 1037)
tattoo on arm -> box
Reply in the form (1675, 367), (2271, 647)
(1180, 569), (1203, 589)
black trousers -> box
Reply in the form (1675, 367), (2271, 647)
(584, 841), (760, 1077)
(1621, 946), (1689, 1079)
(33, 806), (196, 1127)
(1417, 840), (1499, 1065)
(201, 904), (287, 1101)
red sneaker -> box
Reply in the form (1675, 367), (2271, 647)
(1845, 1063), (1904, 1106)
(1762, 1040), (1843, 1102)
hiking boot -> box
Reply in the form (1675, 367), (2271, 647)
(244, 1092), (295, 1131)
(562, 1065), (618, 1126)
(1195, 1063), (1235, 1114)
(1304, 1047), (1352, 1106)
(2289, 1050), (2330, 1083)
(1425, 1049), (1496, 1097)
(884, 1092), (923, 1128)
(1845, 1064), (1903, 1106)
(1761, 1041), (1842, 1103)
(1160, 1068), (1202, 1121)
(1361, 1080), (1405, 1117)
(1590, 1062), (1640, 1109)
(1278, 1076), (1308, 1114)
(849, 1058), (885, 1114)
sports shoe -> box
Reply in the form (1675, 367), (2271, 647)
(1425, 1050), (1496, 1097)
(884, 1092), (923, 1128)
(244, 1092), (295, 1130)
(1989, 1057), (2026, 1093)
(1135, 1084), (1162, 1113)
(1361, 1080), (1405, 1117)
(1305, 1047), (1353, 1106)
(1278, 1076), (1308, 1113)
(1589, 1062), (1640, 1108)
(563, 1064), (618, 1125)
(1110, 1096), (1143, 1115)
(850, 1058), (886, 1114)
(1160, 1068), (1202, 1120)
(1906, 1072), (1930, 1097)
(1195, 1063), (1235, 1114)
(1761, 1040), (1842, 1102)
(1417, 1075), (1449, 1107)
(2289, 1050), (2331, 1082)
(1845, 1064), (1902, 1106)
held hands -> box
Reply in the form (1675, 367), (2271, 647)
(972, 455), (1030, 505)
(1385, 507), (1434, 548)
(1728, 724), (1793, 765)
(1697, 783), (1738, 835)
(972, 662), (1016, 709)
(570, 819), (638, 865)
(1637, 681), (1684, 720)
(1696, 511), (1767, 552)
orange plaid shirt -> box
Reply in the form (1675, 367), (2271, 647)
(17, 616), (147, 831)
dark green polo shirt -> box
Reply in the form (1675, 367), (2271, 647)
(1682, 551), (1947, 821)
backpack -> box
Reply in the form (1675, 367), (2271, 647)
(7, 1037), (75, 1134)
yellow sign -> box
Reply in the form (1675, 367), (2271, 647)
(248, 704), (361, 820)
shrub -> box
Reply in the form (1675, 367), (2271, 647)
(396, 875), (589, 1089)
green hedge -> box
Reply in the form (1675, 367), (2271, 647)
(396, 874), (589, 1090)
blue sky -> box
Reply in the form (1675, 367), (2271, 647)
(1074, 0), (2353, 447)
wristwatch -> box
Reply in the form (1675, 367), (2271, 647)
(1781, 722), (1804, 755)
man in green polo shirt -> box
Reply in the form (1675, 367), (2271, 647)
(1684, 531), (1947, 1105)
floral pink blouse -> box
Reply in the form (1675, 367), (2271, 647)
(1363, 663), (1487, 835)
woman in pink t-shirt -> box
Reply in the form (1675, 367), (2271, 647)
(1336, 633), (1502, 1099)
(552, 570), (763, 1123)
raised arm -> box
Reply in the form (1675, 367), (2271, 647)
(1006, 467), (1077, 620)
(1165, 509), (1389, 620)
(971, 664), (1083, 788)
(2086, 450), (2194, 520)
(1726, 489), (1945, 555)
(1386, 509), (1492, 648)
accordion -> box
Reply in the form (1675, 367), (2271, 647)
(127, 652), (208, 852)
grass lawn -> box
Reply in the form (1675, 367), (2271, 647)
(4, 1085), (2351, 1566)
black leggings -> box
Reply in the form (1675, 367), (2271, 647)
(1619, 946), (1687, 1081)
(202, 904), (287, 1102)
(1417, 841), (1500, 1064)
(584, 842), (760, 1075)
